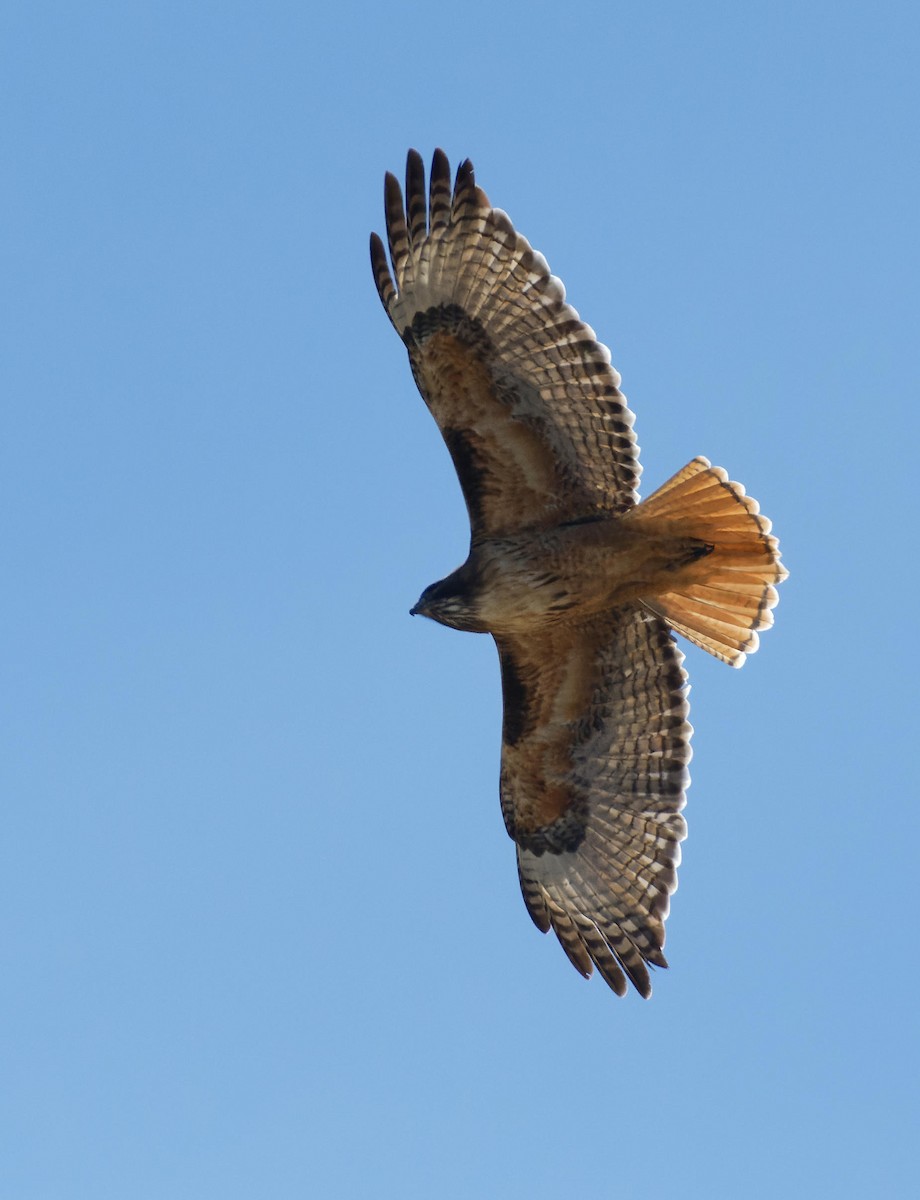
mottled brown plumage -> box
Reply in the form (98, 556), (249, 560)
(371, 150), (787, 997)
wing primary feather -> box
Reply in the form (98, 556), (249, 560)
(598, 924), (654, 997)
(451, 157), (479, 220)
(517, 850), (551, 931)
(384, 171), (410, 291)
(546, 903), (593, 978)
(369, 232), (396, 318)
(579, 924), (630, 996)
(405, 148), (427, 250)
(425, 148), (453, 300)
(429, 148), (452, 232)
(559, 859), (659, 995)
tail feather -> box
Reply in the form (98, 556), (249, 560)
(645, 597), (763, 664)
(631, 456), (787, 667)
(695, 570), (778, 592)
(631, 459), (724, 515)
(683, 582), (776, 621)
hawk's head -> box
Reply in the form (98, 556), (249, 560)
(410, 569), (486, 633)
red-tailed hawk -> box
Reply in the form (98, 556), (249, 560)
(371, 150), (787, 997)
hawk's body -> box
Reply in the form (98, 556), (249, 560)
(371, 150), (787, 997)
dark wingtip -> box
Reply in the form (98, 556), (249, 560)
(452, 156), (489, 212)
(383, 170), (403, 216)
(455, 157), (476, 188)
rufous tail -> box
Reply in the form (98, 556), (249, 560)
(629, 456), (788, 667)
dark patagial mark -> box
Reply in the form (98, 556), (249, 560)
(497, 647), (530, 747)
(441, 425), (490, 531)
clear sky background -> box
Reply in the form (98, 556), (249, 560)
(2, 2), (917, 1197)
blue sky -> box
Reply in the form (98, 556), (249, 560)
(2, 2), (918, 1196)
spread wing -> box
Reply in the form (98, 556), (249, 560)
(370, 149), (640, 541)
(496, 609), (691, 997)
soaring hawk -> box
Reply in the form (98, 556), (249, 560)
(370, 150), (787, 997)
